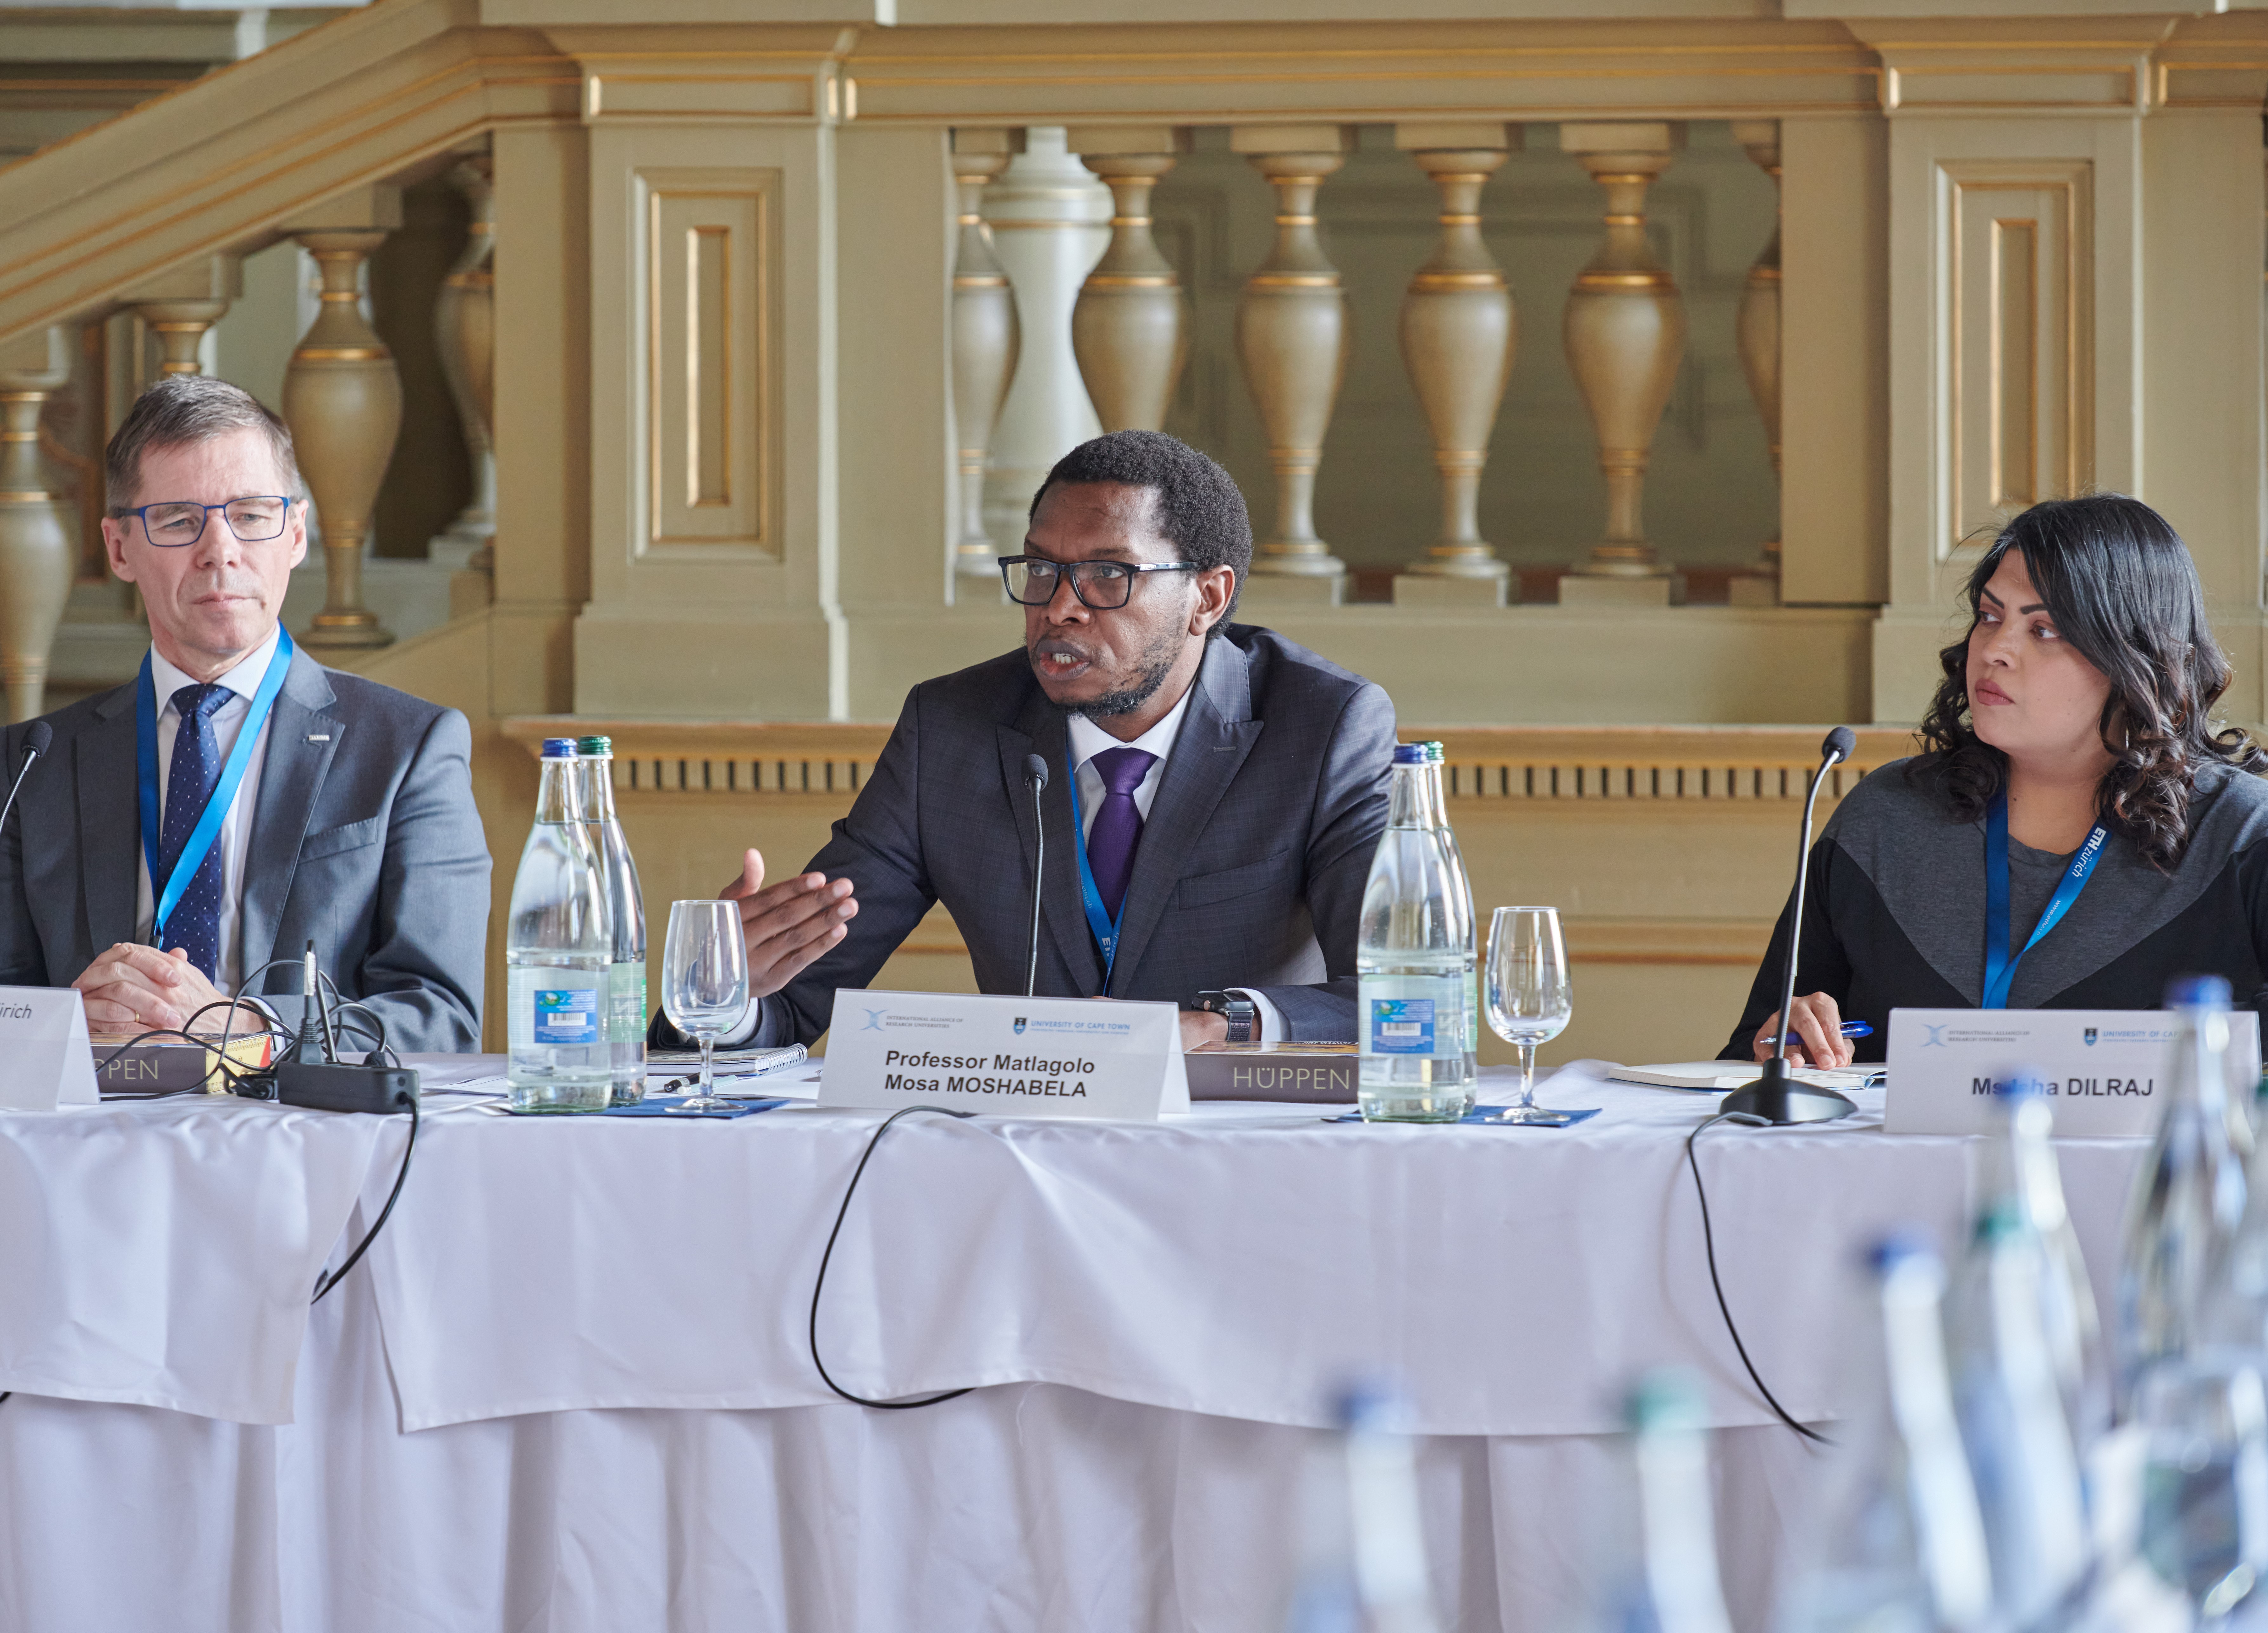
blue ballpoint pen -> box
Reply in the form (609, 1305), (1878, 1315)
(1839, 1022), (1873, 1039)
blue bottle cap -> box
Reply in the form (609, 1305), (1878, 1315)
(1330, 1379), (1407, 1433)
(541, 737), (579, 758)
(1392, 744), (1428, 765)
(2166, 974), (2232, 1010)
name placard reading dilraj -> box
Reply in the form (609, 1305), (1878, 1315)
(1885, 1007), (2263, 1137)
(818, 990), (1190, 1122)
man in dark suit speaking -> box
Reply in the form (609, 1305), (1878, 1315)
(682, 429), (1394, 1050)
(0, 375), (488, 1052)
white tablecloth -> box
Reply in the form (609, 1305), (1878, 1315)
(0, 1060), (2152, 1631)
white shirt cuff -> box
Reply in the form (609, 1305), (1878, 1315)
(716, 1000), (767, 1048)
(1227, 988), (1284, 1044)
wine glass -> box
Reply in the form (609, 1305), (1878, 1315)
(1484, 906), (1574, 1125)
(662, 900), (750, 1112)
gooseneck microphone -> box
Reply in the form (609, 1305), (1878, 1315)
(0, 720), (52, 837)
(1024, 753), (1048, 998)
(1720, 725), (1860, 1126)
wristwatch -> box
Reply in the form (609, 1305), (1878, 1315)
(1194, 990), (1257, 1044)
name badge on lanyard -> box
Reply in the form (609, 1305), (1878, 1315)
(1982, 791), (2107, 1010)
(136, 629), (294, 948)
(1066, 751), (1125, 995)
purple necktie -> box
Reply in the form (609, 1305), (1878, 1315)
(1084, 745), (1157, 921)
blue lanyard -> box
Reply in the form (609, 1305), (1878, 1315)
(1982, 791), (2107, 1010)
(136, 629), (294, 946)
(1065, 751), (1125, 995)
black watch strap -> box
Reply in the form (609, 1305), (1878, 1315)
(1195, 990), (1257, 1044)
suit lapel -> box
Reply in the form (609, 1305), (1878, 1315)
(240, 650), (342, 982)
(997, 698), (1101, 998)
(1108, 639), (1264, 995)
(78, 680), (141, 952)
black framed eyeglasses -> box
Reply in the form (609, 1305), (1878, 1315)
(113, 496), (295, 549)
(999, 554), (1198, 610)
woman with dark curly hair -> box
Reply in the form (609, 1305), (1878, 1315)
(1721, 492), (2268, 1067)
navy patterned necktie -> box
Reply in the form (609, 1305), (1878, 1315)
(156, 682), (233, 979)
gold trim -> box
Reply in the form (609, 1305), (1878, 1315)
(0, 489), (55, 501)
(1602, 212), (1645, 225)
(957, 213), (982, 225)
(317, 290), (362, 303)
(1411, 271), (1506, 289)
(1247, 273), (1339, 288)
(985, 218), (1106, 230)
(1108, 215), (1153, 228)
(1084, 273), (1177, 287)
(1437, 213), (1481, 226)
(1274, 213), (1319, 226)
(293, 345), (390, 361)
(1747, 266), (1782, 283)
(953, 274), (1011, 287)
(466, 221), (494, 235)
(1574, 271), (1674, 289)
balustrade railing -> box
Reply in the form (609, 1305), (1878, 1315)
(951, 118), (1788, 612)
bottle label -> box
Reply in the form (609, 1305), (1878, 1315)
(534, 988), (601, 1045)
(608, 963), (647, 1043)
(1369, 998), (1437, 1054)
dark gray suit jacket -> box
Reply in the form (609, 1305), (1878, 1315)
(0, 644), (490, 1052)
(706, 625), (1394, 1046)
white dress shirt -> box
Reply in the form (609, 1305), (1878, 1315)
(133, 626), (284, 992)
(1065, 686), (1282, 1038)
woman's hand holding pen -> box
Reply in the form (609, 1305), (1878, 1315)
(1751, 992), (1860, 1068)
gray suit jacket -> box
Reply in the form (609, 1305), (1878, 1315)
(697, 626), (1394, 1046)
(0, 645), (490, 1053)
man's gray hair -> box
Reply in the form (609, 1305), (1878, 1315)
(104, 375), (303, 512)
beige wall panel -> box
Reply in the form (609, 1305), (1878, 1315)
(578, 123), (833, 717)
(832, 123), (957, 622)
(1780, 112), (1888, 606)
(1877, 114), (2140, 725)
(2138, 110), (2266, 723)
(1210, 607), (1874, 726)
(492, 123), (591, 615)
(844, 605), (1023, 721)
(644, 177), (779, 553)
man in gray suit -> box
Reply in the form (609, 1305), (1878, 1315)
(687, 429), (1394, 1050)
(0, 375), (488, 1053)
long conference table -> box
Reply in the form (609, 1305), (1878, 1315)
(0, 1056), (2148, 1632)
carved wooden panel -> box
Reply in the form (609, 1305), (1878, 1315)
(639, 169), (778, 556)
(1944, 160), (2091, 553)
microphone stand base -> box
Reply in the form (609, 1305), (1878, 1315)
(1718, 1057), (1857, 1126)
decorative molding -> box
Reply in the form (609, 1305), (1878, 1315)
(503, 717), (1920, 802)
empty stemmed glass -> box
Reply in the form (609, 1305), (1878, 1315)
(662, 900), (750, 1112)
(1484, 906), (1575, 1125)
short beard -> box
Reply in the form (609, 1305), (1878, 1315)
(1037, 625), (1185, 721)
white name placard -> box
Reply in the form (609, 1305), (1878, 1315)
(0, 986), (99, 1112)
(818, 990), (1190, 1121)
(1885, 1006), (2262, 1137)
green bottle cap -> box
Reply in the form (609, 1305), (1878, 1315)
(576, 735), (613, 757)
(1421, 741), (1444, 762)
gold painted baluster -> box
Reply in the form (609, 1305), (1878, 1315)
(434, 157), (497, 581)
(1558, 122), (1687, 607)
(1069, 125), (1190, 434)
(0, 328), (76, 721)
(1728, 121), (1782, 607)
(1233, 124), (1356, 603)
(949, 129), (1023, 579)
(282, 203), (401, 650)
(1393, 123), (1520, 607)
(126, 254), (242, 379)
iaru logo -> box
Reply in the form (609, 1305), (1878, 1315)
(1013, 1017), (1028, 1034)
(2084, 1027), (2099, 1046)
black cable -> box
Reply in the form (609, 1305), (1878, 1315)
(1686, 1112), (1832, 1446)
(810, 1105), (979, 1409)
(311, 1096), (419, 1304)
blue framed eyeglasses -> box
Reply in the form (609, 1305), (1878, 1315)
(114, 496), (295, 549)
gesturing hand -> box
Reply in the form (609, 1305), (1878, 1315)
(73, 944), (230, 1035)
(721, 848), (858, 999)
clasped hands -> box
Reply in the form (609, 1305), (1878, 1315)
(73, 943), (233, 1035)
(719, 848), (1230, 1049)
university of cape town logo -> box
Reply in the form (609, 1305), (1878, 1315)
(860, 1008), (886, 1032)
(1014, 1017), (1028, 1034)
(1922, 1023), (1950, 1047)
(2084, 1028), (2099, 1046)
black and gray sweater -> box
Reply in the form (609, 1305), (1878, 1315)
(1721, 755), (2268, 1064)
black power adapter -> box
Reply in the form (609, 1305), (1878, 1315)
(276, 1060), (418, 1114)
